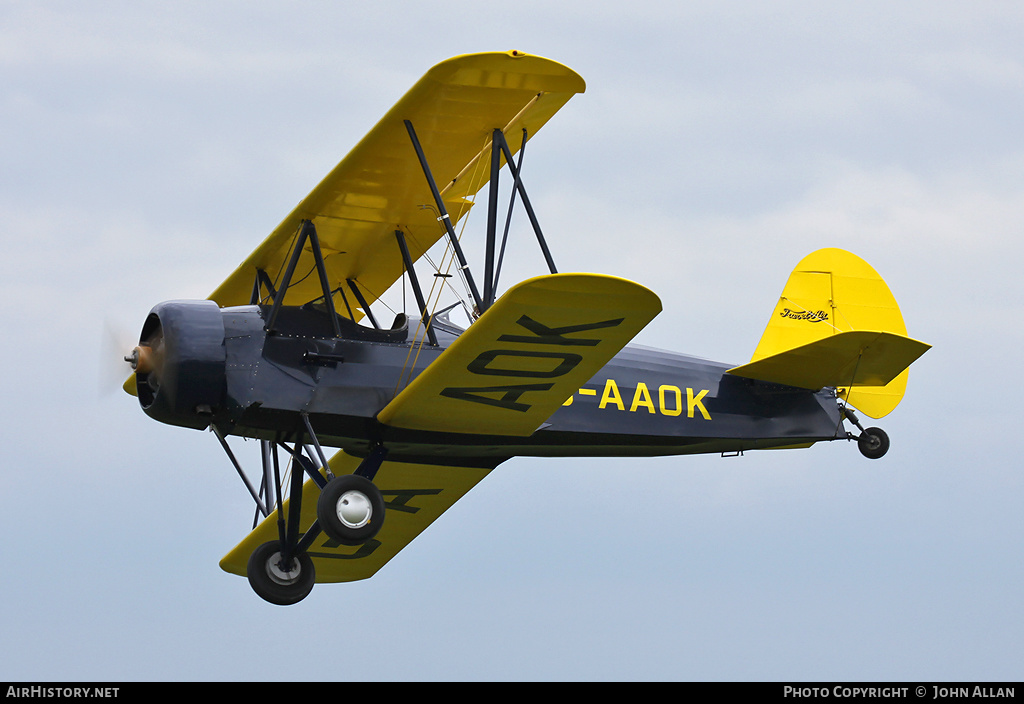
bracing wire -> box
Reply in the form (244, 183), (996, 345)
(390, 133), (492, 397)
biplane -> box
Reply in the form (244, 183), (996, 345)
(122, 51), (930, 605)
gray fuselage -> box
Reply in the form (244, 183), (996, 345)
(177, 303), (846, 463)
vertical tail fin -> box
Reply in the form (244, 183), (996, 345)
(730, 248), (929, 418)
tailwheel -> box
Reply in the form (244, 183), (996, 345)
(317, 474), (385, 546)
(843, 406), (890, 460)
(857, 426), (890, 460)
(247, 541), (315, 605)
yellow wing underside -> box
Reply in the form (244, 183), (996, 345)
(207, 51), (586, 315)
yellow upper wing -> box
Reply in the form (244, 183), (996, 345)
(377, 273), (662, 436)
(208, 51), (586, 312)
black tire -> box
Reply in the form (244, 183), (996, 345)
(858, 427), (890, 460)
(317, 474), (385, 546)
(246, 541), (315, 606)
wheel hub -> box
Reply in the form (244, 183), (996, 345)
(266, 552), (302, 586)
(337, 490), (372, 529)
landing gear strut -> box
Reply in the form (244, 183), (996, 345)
(214, 423), (390, 605)
(843, 407), (890, 459)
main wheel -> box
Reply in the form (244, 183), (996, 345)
(317, 474), (385, 546)
(246, 541), (315, 605)
(858, 427), (890, 459)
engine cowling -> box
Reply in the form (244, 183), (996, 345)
(129, 300), (227, 430)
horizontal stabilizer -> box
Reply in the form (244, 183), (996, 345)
(728, 330), (930, 391)
(377, 273), (661, 436)
(220, 450), (497, 583)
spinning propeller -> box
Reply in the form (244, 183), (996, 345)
(100, 319), (142, 397)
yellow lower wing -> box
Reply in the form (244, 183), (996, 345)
(220, 450), (495, 583)
(377, 273), (662, 436)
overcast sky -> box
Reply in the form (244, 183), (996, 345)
(2, 1), (1022, 681)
